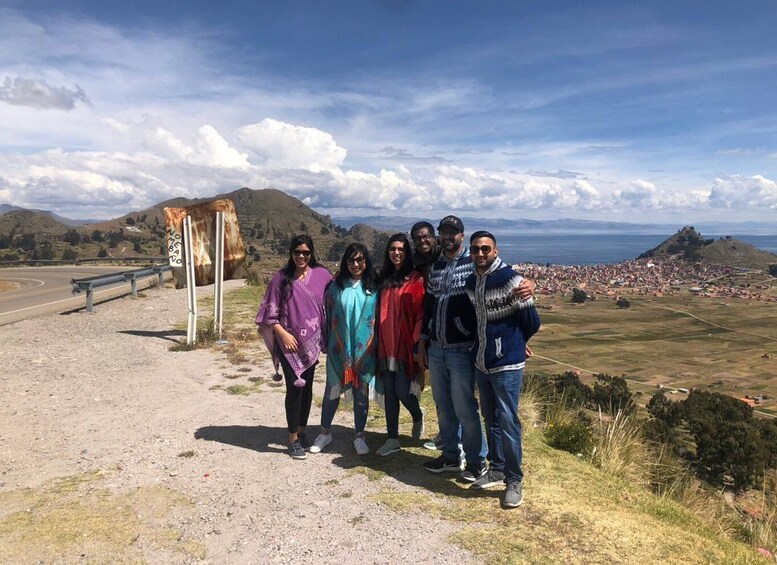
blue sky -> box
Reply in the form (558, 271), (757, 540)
(0, 1), (776, 223)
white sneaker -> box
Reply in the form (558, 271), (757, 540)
(309, 433), (333, 453)
(354, 433), (369, 455)
(376, 438), (401, 457)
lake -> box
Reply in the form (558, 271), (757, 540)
(493, 233), (777, 266)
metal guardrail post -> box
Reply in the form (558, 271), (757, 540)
(86, 287), (94, 313)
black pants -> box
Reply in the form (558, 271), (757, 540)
(278, 353), (316, 434)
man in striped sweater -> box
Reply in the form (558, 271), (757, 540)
(465, 230), (540, 508)
(417, 216), (536, 483)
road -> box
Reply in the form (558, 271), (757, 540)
(0, 266), (164, 326)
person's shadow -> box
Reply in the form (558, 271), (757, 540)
(194, 424), (500, 502)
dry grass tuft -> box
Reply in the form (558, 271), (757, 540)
(592, 408), (653, 487)
(0, 471), (205, 563)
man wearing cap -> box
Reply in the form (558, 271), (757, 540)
(417, 215), (534, 482)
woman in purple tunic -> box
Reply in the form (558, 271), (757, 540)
(256, 235), (332, 460)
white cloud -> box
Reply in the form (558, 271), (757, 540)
(236, 119), (346, 172)
(0, 76), (90, 110)
(708, 175), (777, 209)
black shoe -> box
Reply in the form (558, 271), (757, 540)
(288, 440), (306, 460)
(423, 455), (462, 473)
(471, 469), (505, 490)
(460, 463), (487, 483)
(298, 432), (309, 451)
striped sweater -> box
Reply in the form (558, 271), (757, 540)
(465, 257), (541, 374)
(421, 247), (477, 347)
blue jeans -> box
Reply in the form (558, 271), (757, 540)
(321, 380), (369, 434)
(428, 342), (486, 466)
(383, 370), (423, 439)
(476, 368), (524, 483)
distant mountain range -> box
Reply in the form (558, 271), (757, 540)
(0, 204), (99, 226)
(2, 191), (776, 269)
(331, 214), (777, 235)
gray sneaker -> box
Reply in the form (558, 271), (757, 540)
(471, 469), (505, 490)
(412, 409), (425, 440)
(287, 440), (306, 460)
(503, 482), (523, 508)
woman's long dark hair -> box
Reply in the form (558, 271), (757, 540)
(335, 242), (377, 293)
(378, 233), (414, 288)
(279, 234), (320, 313)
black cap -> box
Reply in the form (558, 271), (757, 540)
(438, 215), (464, 233)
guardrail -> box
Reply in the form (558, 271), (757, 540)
(1, 257), (166, 267)
(72, 265), (171, 313)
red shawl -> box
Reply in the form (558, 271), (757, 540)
(377, 270), (425, 384)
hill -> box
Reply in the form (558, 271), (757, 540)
(0, 209), (71, 236)
(1, 188), (388, 266)
(638, 226), (777, 269)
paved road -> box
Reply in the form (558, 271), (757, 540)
(0, 266), (164, 326)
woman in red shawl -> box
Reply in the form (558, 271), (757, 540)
(375, 233), (426, 456)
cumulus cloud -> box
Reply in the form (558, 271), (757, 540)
(236, 119), (346, 172)
(0, 76), (90, 110)
(1, 115), (775, 221)
(708, 175), (777, 209)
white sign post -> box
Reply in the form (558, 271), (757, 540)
(214, 210), (228, 344)
(183, 215), (198, 345)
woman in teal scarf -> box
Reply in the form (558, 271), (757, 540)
(309, 243), (380, 456)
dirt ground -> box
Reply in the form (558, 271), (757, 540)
(0, 281), (473, 564)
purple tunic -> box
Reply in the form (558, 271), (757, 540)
(255, 266), (332, 378)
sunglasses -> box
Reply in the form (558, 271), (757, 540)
(389, 247), (406, 254)
(347, 257), (366, 265)
(413, 233), (434, 242)
(293, 250), (311, 258)
(469, 245), (493, 255)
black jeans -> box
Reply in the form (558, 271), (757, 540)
(383, 370), (423, 439)
(278, 352), (316, 434)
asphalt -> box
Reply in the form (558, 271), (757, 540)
(0, 266), (167, 326)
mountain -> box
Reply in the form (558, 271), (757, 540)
(0, 204), (99, 226)
(638, 226), (777, 269)
(0, 209), (71, 235)
(78, 187), (388, 265)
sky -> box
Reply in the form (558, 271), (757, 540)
(0, 1), (776, 224)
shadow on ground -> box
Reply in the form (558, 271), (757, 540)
(117, 329), (186, 342)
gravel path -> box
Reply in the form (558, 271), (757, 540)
(0, 281), (475, 564)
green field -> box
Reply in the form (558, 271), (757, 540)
(529, 292), (777, 412)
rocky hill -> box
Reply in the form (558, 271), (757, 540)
(638, 226), (777, 270)
(0, 188), (388, 267)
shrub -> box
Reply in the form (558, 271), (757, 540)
(769, 264), (777, 277)
(571, 288), (587, 303)
(545, 421), (595, 456)
(616, 297), (630, 308)
(591, 374), (635, 413)
(61, 249), (79, 261)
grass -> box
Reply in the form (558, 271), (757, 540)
(531, 293), (777, 408)
(166, 279), (777, 563)
(0, 470), (206, 564)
